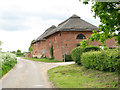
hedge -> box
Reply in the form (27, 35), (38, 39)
(0, 52), (17, 77)
(81, 49), (119, 72)
(71, 46), (101, 64)
(84, 46), (101, 52)
(71, 47), (84, 64)
(104, 46), (109, 50)
(65, 54), (73, 62)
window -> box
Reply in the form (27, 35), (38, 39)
(35, 43), (37, 46)
(76, 34), (86, 39)
(55, 37), (57, 41)
(58, 33), (61, 36)
(49, 39), (51, 43)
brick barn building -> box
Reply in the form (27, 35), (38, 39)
(32, 14), (117, 61)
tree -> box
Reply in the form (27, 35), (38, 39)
(17, 49), (21, 53)
(29, 45), (33, 52)
(28, 39), (35, 52)
(16, 49), (24, 57)
(80, 39), (89, 47)
(80, 1), (120, 45)
(50, 45), (54, 59)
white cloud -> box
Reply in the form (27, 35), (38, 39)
(0, 0), (100, 52)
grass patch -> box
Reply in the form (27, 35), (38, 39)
(22, 57), (62, 63)
(48, 64), (118, 88)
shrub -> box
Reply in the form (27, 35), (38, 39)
(104, 46), (109, 50)
(0, 52), (17, 77)
(71, 47), (85, 64)
(84, 46), (101, 52)
(81, 49), (119, 72)
(65, 54), (73, 62)
(71, 46), (101, 65)
(50, 45), (54, 59)
(76, 43), (80, 47)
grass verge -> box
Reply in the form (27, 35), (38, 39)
(48, 64), (118, 88)
(22, 57), (62, 63)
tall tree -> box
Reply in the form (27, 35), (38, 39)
(80, 1), (120, 45)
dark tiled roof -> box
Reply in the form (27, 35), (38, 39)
(33, 14), (98, 43)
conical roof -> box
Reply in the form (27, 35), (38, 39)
(43, 14), (98, 38)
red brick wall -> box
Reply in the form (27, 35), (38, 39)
(60, 31), (91, 55)
(32, 32), (63, 60)
(32, 40), (46, 56)
(60, 31), (117, 55)
(32, 31), (117, 61)
(45, 32), (63, 60)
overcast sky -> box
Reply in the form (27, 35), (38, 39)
(0, 0), (100, 52)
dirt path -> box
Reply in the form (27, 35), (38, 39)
(0, 58), (75, 88)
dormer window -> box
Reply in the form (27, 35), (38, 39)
(76, 34), (86, 39)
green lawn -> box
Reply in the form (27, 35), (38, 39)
(22, 57), (62, 63)
(48, 64), (118, 88)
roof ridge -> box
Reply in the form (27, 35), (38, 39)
(58, 14), (80, 26)
(70, 14), (80, 18)
(45, 25), (56, 32)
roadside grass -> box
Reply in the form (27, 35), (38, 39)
(48, 64), (118, 88)
(22, 57), (62, 63)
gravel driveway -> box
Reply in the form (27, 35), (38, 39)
(0, 57), (75, 88)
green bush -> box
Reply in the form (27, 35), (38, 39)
(76, 43), (80, 47)
(50, 45), (54, 59)
(104, 46), (109, 50)
(84, 46), (101, 52)
(65, 54), (73, 62)
(71, 46), (101, 65)
(0, 52), (17, 77)
(71, 47), (85, 64)
(81, 49), (119, 72)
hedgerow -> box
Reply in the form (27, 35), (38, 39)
(0, 52), (17, 77)
(81, 49), (119, 72)
(71, 46), (101, 64)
